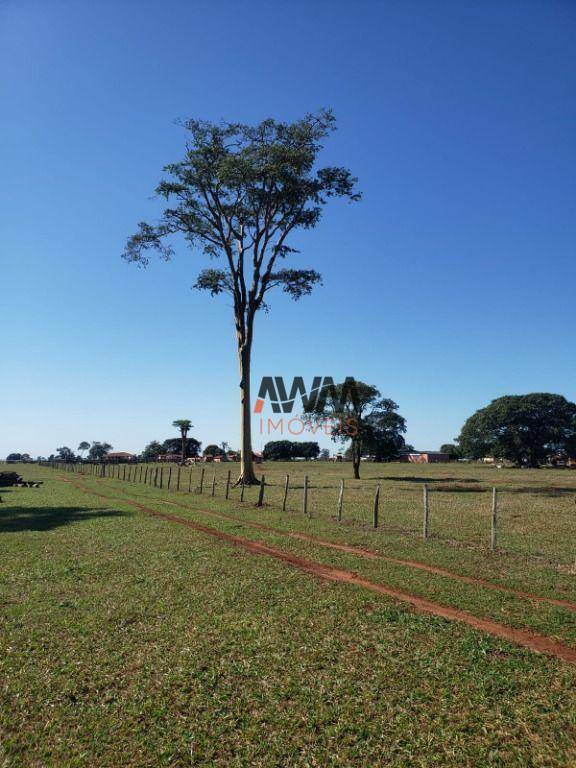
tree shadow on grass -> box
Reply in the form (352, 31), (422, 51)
(370, 475), (480, 484)
(0, 505), (128, 533)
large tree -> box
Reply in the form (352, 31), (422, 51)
(457, 393), (576, 467)
(161, 437), (201, 458)
(123, 111), (359, 483)
(172, 419), (193, 465)
(309, 380), (406, 479)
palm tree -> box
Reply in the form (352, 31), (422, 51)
(172, 420), (193, 465)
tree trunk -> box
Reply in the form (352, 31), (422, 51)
(237, 339), (258, 485)
(352, 439), (361, 479)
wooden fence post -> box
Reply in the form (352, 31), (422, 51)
(154, 467), (158, 487)
(257, 475), (265, 507)
(188, 469), (192, 493)
(240, 483), (245, 502)
(167, 466), (172, 490)
(491, 487), (498, 551)
(303, 475), (309, 516)
(144, 467), (148, 485)
(159, 467), (164, 489)
(282, 474), (289, 512)
(177, 467), (181, 492)
(373, 484), (380, 528)
(211, 471), (216, 496)
(225, 470), (231, 499)
(123, 465), (126, 481)
(423, 484), (429, 540)
(199, 468), (205, 494)
(337, 479), (344, 522)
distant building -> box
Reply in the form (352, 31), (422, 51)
(105, 452), (135, 463)
(400, 452), (450, 464)
(157, 454), (181, 463)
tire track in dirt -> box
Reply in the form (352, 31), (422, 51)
(66, 477), (576, 662)
(92, 477), (576, 614)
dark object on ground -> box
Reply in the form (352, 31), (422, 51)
(0, 472), (22, 487)
(0, 473), (43, 488)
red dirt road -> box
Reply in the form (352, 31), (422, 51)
(65, 477), (576, 663)
(98, 478), (576, 614)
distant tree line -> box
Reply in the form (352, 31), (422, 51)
(263, 441), (321, 461)
(8, 393), (576, 472)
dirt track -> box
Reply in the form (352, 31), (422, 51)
(64, 476), (576, 662)
(94, 477), (576, 613)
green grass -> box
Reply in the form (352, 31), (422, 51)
(2, 464), (576, 766)
(81, 458), (576, 564)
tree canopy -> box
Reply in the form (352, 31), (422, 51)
(162, 437), (201, 458)
(142, 441), (163, 461)
(263, 440), (320, 461)
(457, 393), (576, 467)
(88, 442), (113, 460)
(203, 444), (224, 457)
(56, 446), (75, 461)
(439, 443), (461, 460)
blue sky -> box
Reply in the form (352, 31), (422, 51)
(1, 0), (575, 458)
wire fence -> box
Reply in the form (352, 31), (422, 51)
(44, 461), (576, 566)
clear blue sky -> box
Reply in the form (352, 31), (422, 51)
(1, 0), (575, 458)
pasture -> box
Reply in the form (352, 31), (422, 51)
(73, 459), (576, 564)
(2, 462), (576, 766)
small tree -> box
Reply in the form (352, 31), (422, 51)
(172, 419), (193, 465)
(203, 444), (223, 458)
(142, 441), (163, 461)
(440, 443), (461, 460)
(56, 446), (75, 462)
(78, 441), (90, 458)
(88, 442), (113, 461)
(309, 380), (406, 479)
(123, 111), (359, 483)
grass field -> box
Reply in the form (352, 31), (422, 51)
(76, 459), (576, 564)
(2, 462), (576, 766)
